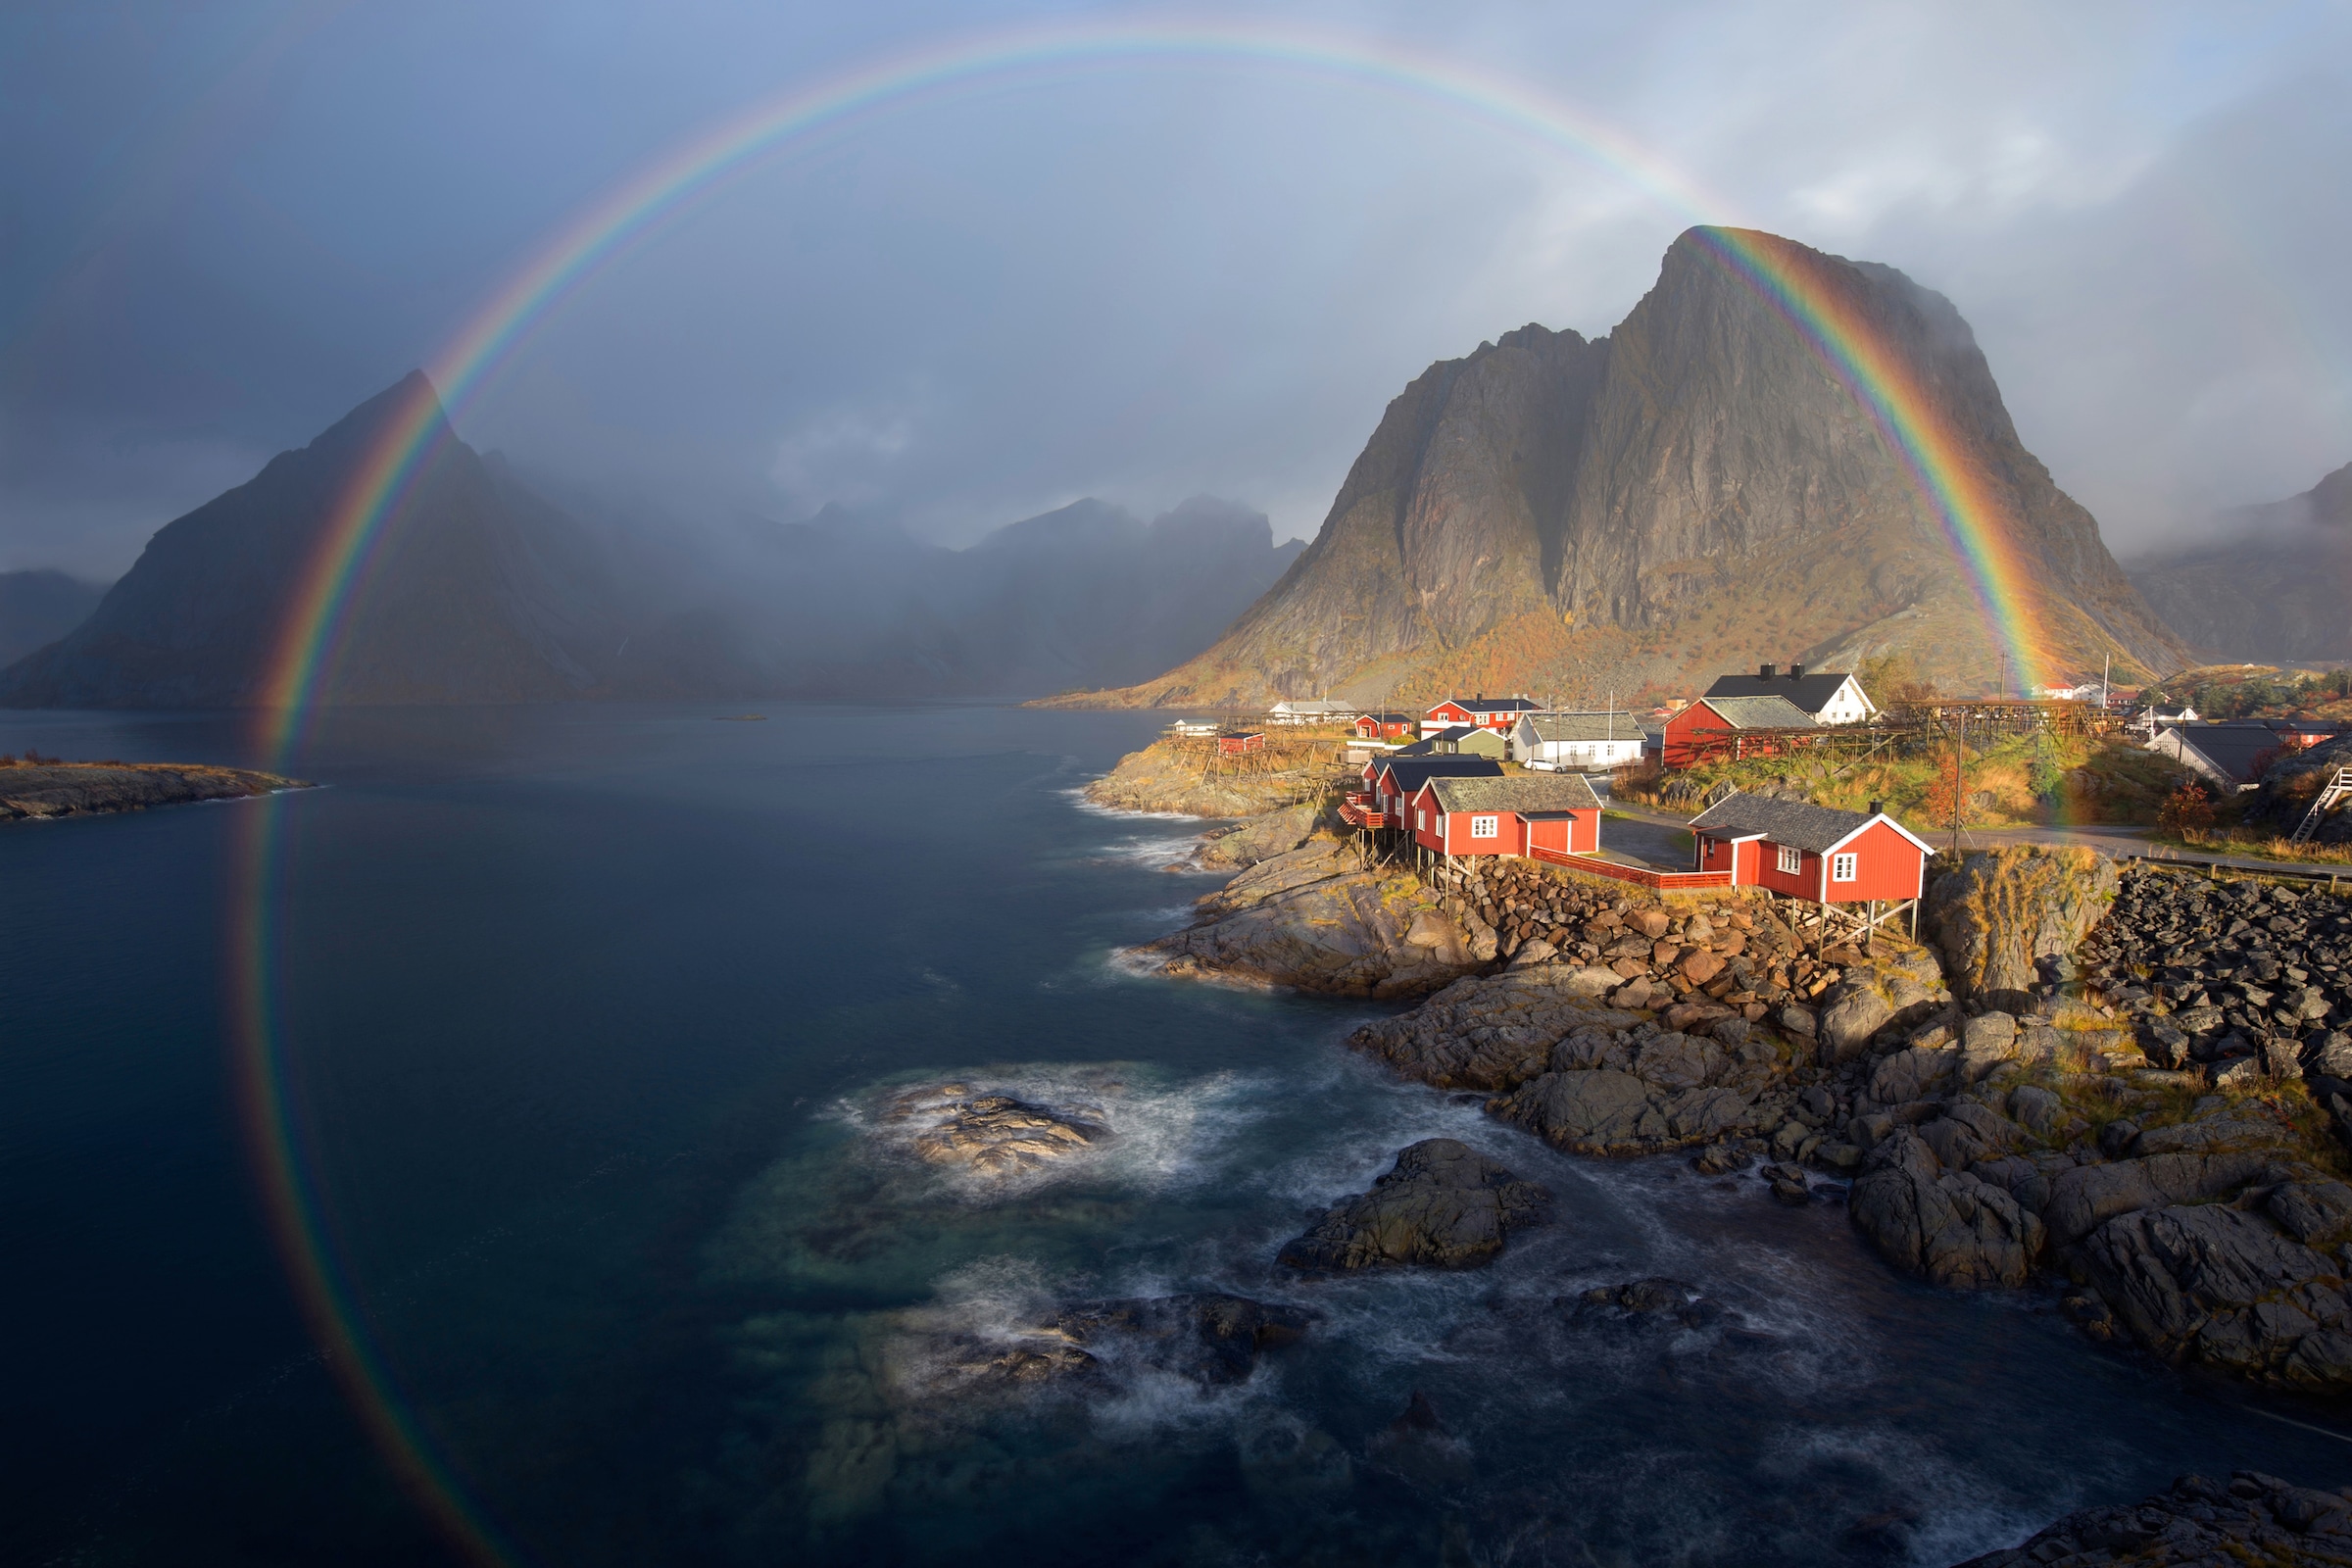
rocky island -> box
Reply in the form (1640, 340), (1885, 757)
(1102, 733), (2352, 1561)
(0, 757), (305, 821)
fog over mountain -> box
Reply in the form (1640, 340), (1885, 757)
(2127, 462), (2352, 665)
(0, 376), (1300, 707)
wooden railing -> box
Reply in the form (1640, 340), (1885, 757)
(1530, 846), (1734, 891)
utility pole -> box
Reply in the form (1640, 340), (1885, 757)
(2102, 655), (2111, 713)
(1948, 713), (1966, 858)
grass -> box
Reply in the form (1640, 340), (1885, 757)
(2152, 827), (2352, 867)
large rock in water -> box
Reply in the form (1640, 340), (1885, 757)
(1848, 1129), (2045, 1289)
(1924, 847), (2118, 1009)
(1277, 1140), (1551, 1271)
(1950, 1470), (2352, 1567)
(1138, 839), (1485, 998)
(1076, 226), (2181, 710)
(920, 1293), (1316, 1394)
(881, 1085), (1108, 1176)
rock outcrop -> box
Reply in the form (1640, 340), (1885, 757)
(1085, 739), (1341, 820)
(0, 760), (303, 820)
(1136, 839), (1488, 998)
(1193, 801), (1329, 869)
(880, 1085), (1108, 1176)
(1277, 1139), (1551, 1271)
(1925, 847), (2119, 1008)
(1950, 1470), (2352, 1567)
(920, 1293), (1316, 1395)
(1083, 226), (2182, 710)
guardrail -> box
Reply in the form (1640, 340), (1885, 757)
(2112, 848), (2347, 892)
(1530, 846), (1734, 892)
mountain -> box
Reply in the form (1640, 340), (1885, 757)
(0, 571), (107, 666)
(1071, 227), (2184, 710)
(2125, 462), (2352, 664)
(0, 375), (1300, 707)
(0, 374), (631, 707)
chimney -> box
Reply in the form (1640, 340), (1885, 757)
(1868, 800), (1884, 817)
(1759, 662), (1777, 679)
(1789, 662), (1805, 680)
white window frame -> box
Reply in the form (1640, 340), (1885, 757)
(1416, 809), (1427, 830)
(1831, 852), (1858, 882)
(1470, 814), (1499, 840)
(1776, 843), (1801, 875)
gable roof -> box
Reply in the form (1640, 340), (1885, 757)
(1687, 792), (1933, 856)
(1372, 756), (1505, 795)
(1427, 695), (1543, 714)
(1356, 710), (1414, 724)
(1701, 670), (1868, 716)
(1422, 772), (1604, 814)
(1517, 711), (1645, 743)
(2162, 721), (2328, 783)
(1686, 695), (1816, 730)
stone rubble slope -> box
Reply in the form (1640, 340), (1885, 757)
(1950, 1470), (2352, 1567)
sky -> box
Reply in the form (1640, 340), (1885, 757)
(3, 0), (2348, 581)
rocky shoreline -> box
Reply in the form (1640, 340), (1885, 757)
(1109, 763), (2352, 1561)
(0, 760), (306, 821)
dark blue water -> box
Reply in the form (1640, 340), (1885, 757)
(2, 705), (2343, 1568)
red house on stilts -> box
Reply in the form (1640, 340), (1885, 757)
(1405, 772), (1605, 862)
(1686, 793), (1933, 944)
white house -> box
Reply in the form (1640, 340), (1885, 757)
(1266, 699), (1357, 726)
(1511, 711), (1646, 771)
(1700, 663), (1877, 725)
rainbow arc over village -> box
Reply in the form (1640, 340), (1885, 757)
(226, 22), (2062, 1566)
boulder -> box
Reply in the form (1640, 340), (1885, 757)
(1956, 1010), (2020, 1083)
(1344, 970), (1636, 1091)
(884, 1087), (1109, 1176)
(2041, 1149), (2284, 1246)
(1814, 949), (1949, 1064)
(1950, 1471), (2352, 1567)
(2081, 1203), (2352, 1389)
(1867, 1045), (1956, 1104)
(1848, 1130), (2045, 1288)
(1277, 1139), (1551, 1272)
(1043, 1294), (1318, 1386)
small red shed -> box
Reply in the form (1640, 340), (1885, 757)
(1659, 695), (1818, 769)
(1407, 772), (1604, 860)
(1686, 794), (1932, 905)
(1216, 730), (1265, 756)
(1354, 711), (1415, 741)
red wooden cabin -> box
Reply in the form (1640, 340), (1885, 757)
(1422, 695), (1542, 737)
(1659, 695), (1816, 768)
(1216, 730), (1265, 756)
(1353, 712), (1415, 741)
(1686, 795), (1931, 905)
(1406, 773), (1604, 859)
(1346, 755), (1504, 829)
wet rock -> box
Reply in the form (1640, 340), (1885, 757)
(1045, 1294), (1318, 1386)
(1278, 1139), (1551, 1272)
(1344, 969), (1634, 1091)
(885, 1086), (1109, 1175)
(2081, 1204), (2352, 1389)
(1566, 1277), (1728, 1329)
(1849, 1130), (2044, 1288)
(1691, 1137), (1765, 1175)
(1950, 1470), (2352, 1566)
(1140, 839), (1486, 998)
(1364, 1390), (1472, 1488)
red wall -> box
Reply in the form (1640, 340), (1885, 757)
(1663, 702), (1793, 769)
(1822, 819), (1926, 903)
(1525, 812), (1599, 856)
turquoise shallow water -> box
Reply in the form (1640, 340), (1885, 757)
(0, 704), (2343, 1567)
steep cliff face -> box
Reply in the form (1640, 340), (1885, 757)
(1094, 227), (2184, 708)
(0, 374), (627, 707)
(2127, 462), (2352, 662)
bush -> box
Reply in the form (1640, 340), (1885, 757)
(2157, 781), (2215, 835)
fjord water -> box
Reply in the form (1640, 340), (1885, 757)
(1, 706), (2339, 1567)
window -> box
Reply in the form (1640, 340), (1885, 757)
(1416, 809), (1427, 830)
(1470, 814), (1498, 839)
(1831, 852), (1858, 882)
(1776, 844), (1801, 875)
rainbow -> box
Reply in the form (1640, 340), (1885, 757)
(233, 23), (2064, 1565)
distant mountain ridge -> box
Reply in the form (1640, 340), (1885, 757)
(0, 570), (108, 667)
(1060, 226), (2183, 709)
(2126, 462), (2352, 664)
(0, 376), (1299, 707)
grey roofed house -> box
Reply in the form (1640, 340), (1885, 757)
(1424, 772), (1604, 814)
(1518, 711), (1642, 743)
(1692, 694), (1817, 729)
(1702, 663), (1877, 723)
(1372, 756), (1506, 796)
(2147, 720), (2343, 789)
(1687, 793), (1887, 854)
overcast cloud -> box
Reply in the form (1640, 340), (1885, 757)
(3, 0), (2347, 579)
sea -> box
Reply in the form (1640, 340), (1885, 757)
(1, 704), (2342, 1568)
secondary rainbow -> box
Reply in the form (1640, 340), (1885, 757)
(234, 22), (2061, 1566)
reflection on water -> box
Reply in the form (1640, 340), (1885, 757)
(0, 704), (2340, 1567)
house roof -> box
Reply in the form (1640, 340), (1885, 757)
(1423, 772), (1604, 814)
(1391, 737), (1439, 757)
(1357, 710), (1413, 724)
(1687, 695), (1817, 730)
(1517, 711), (1645, 743)
(1269, 699), (1354, 714)
(1687, 793), (1932, 857)
(1373, 756), (1506, 794)
(1427, 695), (1543, 714)
(1701, 670), (1869, 716)
(2163, 722), (2330, 783)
